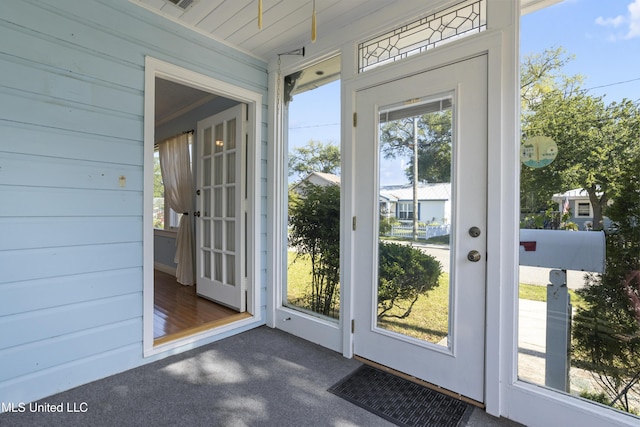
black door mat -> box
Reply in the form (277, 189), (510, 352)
(329, 364), (473, 427)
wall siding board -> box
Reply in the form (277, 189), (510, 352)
(0, 55), (143, 117)
(0, 344), (143, 405)
(0, 122), (143, 165)
(0, 268), (142, 316)
(0, 88), (143, 141)
(0, 293), (142, 349)
(0, 217), (142, 251)
(0, 243), (143, 285)
(0, 319), (140, 382)
(19, 0), (267, 92)
(0, 22), (143, 91)
(0, 187), (142, 218)
(0, 153), (143, 191)
(0, 0), (268, 407)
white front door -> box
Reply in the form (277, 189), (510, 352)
(196, 104), (246, 312)
(353, 55), (487, 402)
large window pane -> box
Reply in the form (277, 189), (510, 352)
(519, 2), (640, 417)
(284, 56), (341, 320)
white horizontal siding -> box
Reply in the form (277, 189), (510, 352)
(0, 0), (268, 406)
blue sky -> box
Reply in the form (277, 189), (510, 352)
(288, 1), (640, 184)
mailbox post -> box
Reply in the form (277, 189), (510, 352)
(519, 229), (605, 392)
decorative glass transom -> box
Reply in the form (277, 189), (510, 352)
(358, 0), (486, 73)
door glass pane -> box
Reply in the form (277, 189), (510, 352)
(227, 118), (236, 149)
(214, 123), (224, 153)
(203, 188), (211, 217)
(376, 95), (453, 347)
(517, 3), (640, 418)
(203, 157), (212, 186)
(227, 152), (236, 183)
(213, 220), (222, 250)
(226, 220), (235, 251)
(284, 55), (341, 321)
(214, 188), (222, 217)
(226, 255), (236, 286)
(203, 251), (211, 279)
(203, 126), (212, 156)
(214, 156), (223, 185)
(214, 253), (222, 281)
(203, 219), (211, 249)
(226, 187), (235, 217)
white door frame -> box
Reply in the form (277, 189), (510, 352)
(352, 54), (488, 402)
(342, 28), (509, 412)
(142, 56), (262, 357)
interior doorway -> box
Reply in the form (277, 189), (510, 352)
(143, 57), (262, 355)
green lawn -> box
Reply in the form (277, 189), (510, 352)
(286, 251), (585, 342)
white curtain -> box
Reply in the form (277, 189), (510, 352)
(159, 133), (195, 285)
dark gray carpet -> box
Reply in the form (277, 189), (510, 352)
(329, 365), (473, 427)
(0, 327), (393, 427)
(0, 326), (521, 427)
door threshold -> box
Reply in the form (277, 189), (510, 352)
(154, 312), (252, 346)
(354, 355), (485, 409)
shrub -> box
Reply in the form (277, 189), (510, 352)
(377, 242), (442, 319)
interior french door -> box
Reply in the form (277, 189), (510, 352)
(196, 104), (246, 312)
(352, 55), (488, 402)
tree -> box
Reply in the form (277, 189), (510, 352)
(520, 47), (640, 228)
(288, 182), (341, 317)
(520, 47), (583, 112)
(380, 108), (452, 239)
(380, 110), (452, 184)
(572, 155), (640, 413)
(288, 140), (340, 179)
(522, 92), (640, 229)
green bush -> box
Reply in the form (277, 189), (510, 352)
(377, 242), (442, 319)
(288, 183), (340, 317)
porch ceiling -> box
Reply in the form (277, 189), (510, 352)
(131, 0), (412, 61)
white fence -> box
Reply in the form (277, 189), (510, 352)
(387, 224), (451, 240)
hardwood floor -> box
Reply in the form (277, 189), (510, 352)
(153, 270), (250, 345)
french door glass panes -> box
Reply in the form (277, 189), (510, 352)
(196, 105), (245, 311)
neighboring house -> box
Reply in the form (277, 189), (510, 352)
(0, 1), (633, 426)
(290, 171), (340, 195)
(552, 188), (612, 230)
(380, 182), (451, 224)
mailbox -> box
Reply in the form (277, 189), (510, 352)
(519, 229), (606, 273)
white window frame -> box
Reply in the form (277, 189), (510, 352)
(397, 202), (414, 220)
(576, 201), (592, 217)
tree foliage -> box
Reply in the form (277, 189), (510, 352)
(288, 140), (340, 179)
(380, 110), (452, 183)
(377, 242), (442, 320)
(572, 156), (640, 412)
(520, 48), (640, 229)
(288, 183), (340, 317)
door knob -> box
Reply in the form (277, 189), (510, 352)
(468, 226), (481, 237)
(467, 250), (481, 262)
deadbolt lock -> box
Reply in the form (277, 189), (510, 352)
(468, 226), (481, 238)
(467, 250), (481, 262)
